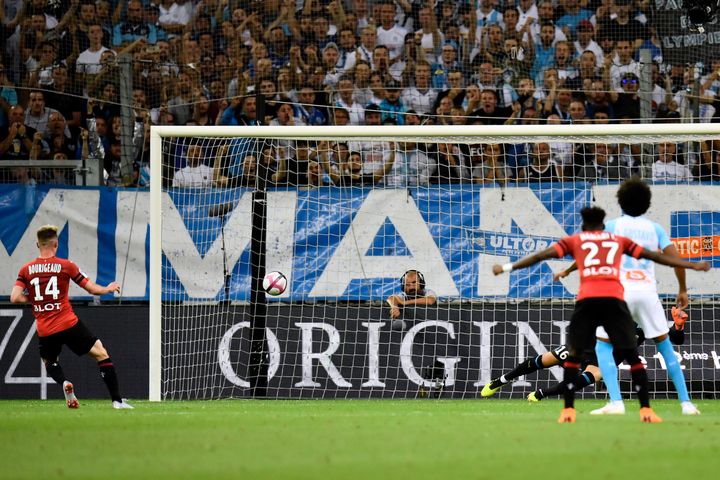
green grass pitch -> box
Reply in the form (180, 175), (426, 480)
(1, 399), (718, 480)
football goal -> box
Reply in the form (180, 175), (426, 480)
(149, 123), (720, 401)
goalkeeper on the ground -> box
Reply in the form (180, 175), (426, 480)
(480, 307), (688, 402)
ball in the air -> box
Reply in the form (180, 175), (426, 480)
(263, 271), (287, 296)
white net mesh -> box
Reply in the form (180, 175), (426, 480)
(153, 125), (720, 400)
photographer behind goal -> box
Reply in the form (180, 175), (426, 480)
(386, 270), (437, 330)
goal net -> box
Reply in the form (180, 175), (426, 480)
(150, 123), (720, 401)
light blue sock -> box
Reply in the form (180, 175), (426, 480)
(657, 338), (690, 403)
(595, 341), (622, 402)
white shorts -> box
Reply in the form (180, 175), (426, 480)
(595, 291), (669, 340)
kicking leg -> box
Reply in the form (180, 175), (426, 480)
(43, 358), (78, 409)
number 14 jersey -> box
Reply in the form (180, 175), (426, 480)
(15, 256), (89, 337)
(554, 232), (643, 301)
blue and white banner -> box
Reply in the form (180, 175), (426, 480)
(1, 184), (719, 301)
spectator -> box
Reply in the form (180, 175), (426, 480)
(555, 0), (593, 39)
(568, 99), (589, 123)
(113, 0), (158, 47)
(172, 143), (214, 188)
(103, 140), (123, 186)
(44, 112), (75, 159)
(373, 44), (403, 82)
(546, 113), (573, 167)
(431, 41), (460, 89)
(355, 25), (377, 64)
(610, 72), (641, 120)
(552, 41), (578, 85)
(352, 61), (373, 107)
(402, 61), (437, 115)
(45, 65), (83, 136)
(517, 0), (540, 30)
(387, 136), (436, 186)
(573, 143), (632, 182)
(585, 78), (615, 119)
(565, 50), (599, 92)
(475, 0), (503, 31)
(25, 90), (61, 136)
(531, 22), (556, 83)
(379, 78), (408, 125)
(335, 76), (365, 125)
(470, 90), (515, 124)
(531, 1), (566, 44)
(0, 105), (40, 161)
(573, 20), (603, 68)
(606, 39), (639, 90)
(652, 142), (693, 182)
(368, 71), (387, 105)
(336, 26), (358, 73)
(219, 96), (258, 126)
(376, 1), (407, 61)
(348, 104), (393, 177)
(695, 141), (720, 181)
(0, 64), (19, 128)
(320, 145), (397, 187)
(599, 0), (648, 49)
(472, 143), (507, 184)
(167, 71), (196, 125)
(520, 142), (562, 182)
(295, 85), (328, 126)
(436, 69), (467, 110)
(157, 0), (193, 35)
(414, 4), (442, 64)
(331, 107), (350, 126)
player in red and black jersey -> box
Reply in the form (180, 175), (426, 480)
(10, 225), (133, 410)
(493, 206), (710, 423)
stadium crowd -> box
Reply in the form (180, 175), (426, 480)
(1, 0), (719, 187)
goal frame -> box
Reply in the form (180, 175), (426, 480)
(148, 122), (720, 401)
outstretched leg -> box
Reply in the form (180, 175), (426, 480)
(482, 351), (560, 397)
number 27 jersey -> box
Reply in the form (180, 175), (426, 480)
(553, 231), (644, 301)
(14, 256), (89, 337)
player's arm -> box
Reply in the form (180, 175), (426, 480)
(492, 246), (560, 275)
(638, 248), (710, 272)
(554, 261), (577, 281)
(10, 285), (29, 304)
(662, 243), (688, 309)
(82, 279), (121, 296)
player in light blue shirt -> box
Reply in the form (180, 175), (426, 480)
(594, 179), (698, 415)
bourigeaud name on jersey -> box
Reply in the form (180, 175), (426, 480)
(27, 263), (62, 275)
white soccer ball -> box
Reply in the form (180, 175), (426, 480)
(263, 271), (287, 296)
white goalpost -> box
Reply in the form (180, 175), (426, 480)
(149, 123), (720, 401)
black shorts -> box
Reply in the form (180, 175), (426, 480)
(551, 344), (598, 368)
(567, 298), (637, 354)
(38, 320), (97, 361)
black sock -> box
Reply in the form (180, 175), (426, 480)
(630, 363), (650, 408)
(668, 325), (685, 345)
(540, 371), (596, 399)
(98, 358), (122, 402)
(45, 362), (66, 384)
(493, 355), (544, 388)
(619, 348), (650, 408)
(562, 359), (581, 408)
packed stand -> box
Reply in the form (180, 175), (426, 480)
(1, 0), (719, 187)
